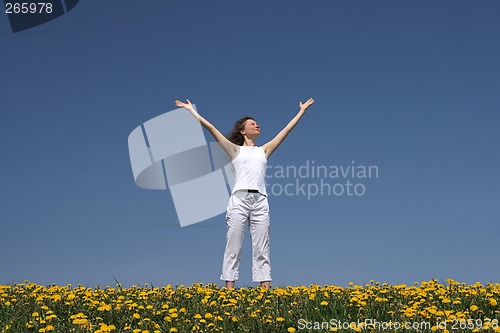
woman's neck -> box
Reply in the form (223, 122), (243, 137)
(243, 138), (256, 146)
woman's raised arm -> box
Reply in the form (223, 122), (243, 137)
(175, 99), (238, 159)
(262, 98), (314, 159)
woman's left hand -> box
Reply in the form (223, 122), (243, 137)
(299, 98), (315, 111)
(175, 99), (194, 111)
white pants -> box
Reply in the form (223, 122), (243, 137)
(220, 190), (271, 282)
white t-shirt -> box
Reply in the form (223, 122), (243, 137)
(231, 146), (267, 196)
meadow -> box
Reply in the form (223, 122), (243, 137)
(1, 279), (499, 332)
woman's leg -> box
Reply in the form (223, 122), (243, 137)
(259, 281), (271, 288)
(220, 192), (249, 285)
(249, 194), (272, 286)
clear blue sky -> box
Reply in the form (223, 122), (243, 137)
(1, 0), (499, 288)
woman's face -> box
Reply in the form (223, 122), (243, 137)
(241, 119), (260, 138)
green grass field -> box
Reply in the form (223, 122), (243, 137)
(1, 279), (499, 332)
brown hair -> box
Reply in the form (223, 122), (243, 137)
(226, 116), (254, 146)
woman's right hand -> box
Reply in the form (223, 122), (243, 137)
(175, 99), (194, 110)
(299, 98), (315, 111)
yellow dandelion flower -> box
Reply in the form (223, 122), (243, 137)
(51, 294), (61, 302)
(470, 305), (479, 311)
(277, 317), (285, 322)
(321, 301), (329, 306)
(288, 327), (296, 333)
(133, 313), (141, 319)
(72, 318), (89, 325)
(98, 303), (112, 311)
(490, 298), (498, 306)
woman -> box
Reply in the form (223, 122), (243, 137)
(174, 97), (315, 288)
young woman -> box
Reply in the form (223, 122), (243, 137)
(174, 98), (315, 289)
